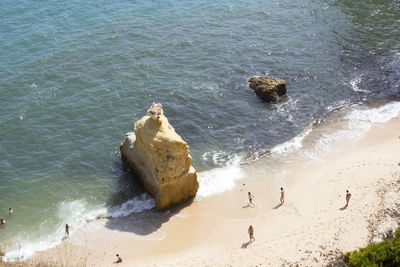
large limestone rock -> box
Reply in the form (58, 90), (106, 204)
(249, 77), (287, 102)
(120, 103), (199, 211)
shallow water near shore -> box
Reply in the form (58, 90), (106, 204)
(0, 0), (399, 260)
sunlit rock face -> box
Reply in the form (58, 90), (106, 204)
(120, 103), (199, 211)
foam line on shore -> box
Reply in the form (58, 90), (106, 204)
(196, 155), (243, 198)
(4, 199), (107, 261)
(3, 194), (155, 262)
(270, 128), (312, 155)
(5, 102), (400, 262)
(106, 193), (155, 218)
(345, 102), (400, 123)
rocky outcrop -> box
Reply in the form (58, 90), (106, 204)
(120, 103), (199, 211)
(249, 77), (287, 102)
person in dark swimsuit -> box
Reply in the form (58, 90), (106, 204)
(248, 192), (255, 207)
(115, 254), (122, 263)
(346, 190), (351, 206)
(65, 224), (70, 237)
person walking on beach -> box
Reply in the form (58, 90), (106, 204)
(9, 208), (13, 214)
(115, 254), (123, 263)
(345, 190), (351, 206)
(248, 192), (255, 207)
(65, 224), (70, 237)
(248, 225), (255, 242)
(280, 187), (285, 204)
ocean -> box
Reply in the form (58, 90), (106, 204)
(0, 0), (399, 260)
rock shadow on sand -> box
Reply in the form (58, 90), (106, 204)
(104, 199), (194, 236)
(103, 160), (193, 236)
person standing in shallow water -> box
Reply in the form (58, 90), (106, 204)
(280, 187), (285, 204)
(248, 192), (255, 207)
(248, 225), (255, 242)
(346, 190), (351, 206)
(9, 208), (13, 214)
(65, 224), (70, 237)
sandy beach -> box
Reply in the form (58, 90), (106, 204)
(28, 115), (400, 267)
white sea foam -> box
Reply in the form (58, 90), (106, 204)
(345, 102), (400, 123)
(349, 75), (368, 92)
(4, 237), (61, 262)
(172, 212), (188, 218)
(4, 194), (155, 262)
(304, 123), (370, 161)
(4, 199), (105, 261)
(304, 102), (400, 160)
(212, 151), (229, 166)
(196, 155), (243, 198)
(106, 193), (155, 218)
(202, 150), (237, 166)
(270, 128), (312, 155)
(57, 199), (106, 223)
(268, 101), (400, 162)
(202, 151), (211, 161)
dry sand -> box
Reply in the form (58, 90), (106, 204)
(29, 115), (400, 266)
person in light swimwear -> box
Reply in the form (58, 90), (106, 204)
(280, 187), (285, 204)
(248, 225), (255, 242)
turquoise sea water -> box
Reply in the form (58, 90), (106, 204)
(1, 0), (399, 259)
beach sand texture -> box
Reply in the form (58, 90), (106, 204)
(29, 115), (400, 266)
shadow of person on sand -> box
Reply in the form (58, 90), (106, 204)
(103, 160), (194, 236)
(339, 204), (348, 210)
(273, 203), (282, 209)
(241, 240), (254, 249)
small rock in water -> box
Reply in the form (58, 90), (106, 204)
(249, 76), (287, 102)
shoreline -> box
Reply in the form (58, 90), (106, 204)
(25, 114), (400, 266)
